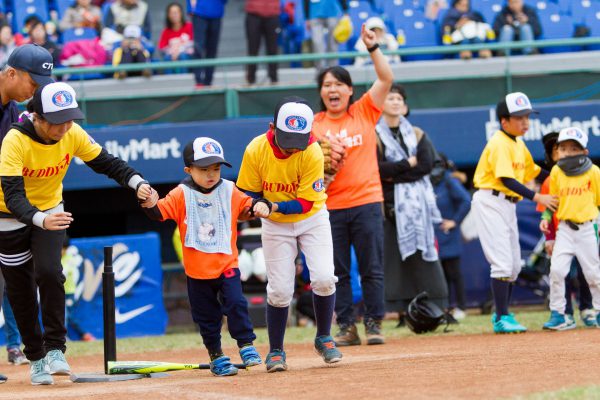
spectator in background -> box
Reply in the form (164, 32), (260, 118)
(159, 3), (194, 62)
(425, 0), (449, 21)
(14, 15), (42, 46)
(376, 84), (449, 324)
(303, 0), (348, 70)
(3, 295), (28, 365)
(354, 17), (400, 67)
(493, 0), (541, 55)
(112, 24), (151, 79)
(441, 0), (492, 59)
(104, 0), (151, 38)
(29, 21), (61, 69)
(431, 153), (471, 320)
(59, 0), (102, 32)
(245, 0), (280, 85)
(188, 0), (227, 87)
(0, 25), (16, 66)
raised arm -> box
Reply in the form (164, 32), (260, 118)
(361, 24), (394, 109)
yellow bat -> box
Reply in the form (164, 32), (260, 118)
(107, 360), (246, 374)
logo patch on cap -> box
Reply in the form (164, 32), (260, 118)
(564, 128), (583, 139)
(52, 91), (73, 108)
(202, 141), (222, 155)
(514, 95), (529, 107)
(285, 116), (307, 131)
(312, 178), (324, 192)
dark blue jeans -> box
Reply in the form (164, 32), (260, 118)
(192, 15), (222, 85)
(187, 268), (256, 353)
(329, 202), (385, 326)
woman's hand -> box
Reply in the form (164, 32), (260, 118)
(408, 156), (417, 167)
(43, 212), (73, 230)
(140, 190), (159, 208)
(137, 183), (153, 201)
(361, 23), (378, 49)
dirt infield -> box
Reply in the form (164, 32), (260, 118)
(2, 329), (600, 400)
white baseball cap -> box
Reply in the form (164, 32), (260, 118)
(274, 96), (313, 150)
(123, 24), (142, 39)
(557, 127), (588, 149)
(183, 137), (232, 168)
(497, 92), (537, 119)
(30, 82), (84, 124)
(365, 17), (386, 32)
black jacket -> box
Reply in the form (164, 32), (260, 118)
(492, 5), (542, 38)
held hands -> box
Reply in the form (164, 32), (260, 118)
(544, 240), (555, 256)
(43, 212), (73, 230)
(534, 193), (558, 212)
(140, 189), (159, 208)
(361, 23), (378, 49)
(440, 219), (456, 233)
(252, 202), (271, 218)
(539, 219), (550, 235)
(137, 183), (152, 201)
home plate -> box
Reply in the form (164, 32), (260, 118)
(71, 372), (169, 383)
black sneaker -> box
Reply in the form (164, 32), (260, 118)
(364, 318), (385, 345)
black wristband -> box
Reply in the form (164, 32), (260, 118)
(250, 198), (273, 217)
(136, 180), (149, 192)
(367, 43), (379, 53)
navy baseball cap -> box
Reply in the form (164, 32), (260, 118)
(7, 44), (54, 86)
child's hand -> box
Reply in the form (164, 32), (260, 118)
(544, 240), (555, 256)
(534, 193), (558, 212)
(539, 219), (550, 234)
(252, 202), (271, 218)
(140, 190), (159, 208)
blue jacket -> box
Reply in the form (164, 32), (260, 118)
(188, 0), (227, 19)
(433, 171), (471, 259)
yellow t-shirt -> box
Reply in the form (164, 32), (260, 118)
(473, 130), (541, 199)
(549, 164), (600, 223)
(236, 132), (327, 223)
(0, 122), (102, 213)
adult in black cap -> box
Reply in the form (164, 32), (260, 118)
(0, 43), (54, 384)
(0, 81), (153, 385)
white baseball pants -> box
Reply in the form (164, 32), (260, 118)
(472, 190), (522, 281)
(549, 221), (600, 313)
(261, 207), (338, 307)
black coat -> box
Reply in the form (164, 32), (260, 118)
(492, 5), (542, 38)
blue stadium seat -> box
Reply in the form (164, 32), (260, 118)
(393, 8), (426, 30)
(540, 13), (574, 52)
(474, 0), (503, 24)
(534, 1), (560, 18)
(11, 0), (49, 33)
(62, 27), (98, 43)
(348, 0), (376, 31)
(571, 0), (599, 26)
(584, 9), (600, 49)
(401, 19), (442, 61)
(554, 0), (571, 15)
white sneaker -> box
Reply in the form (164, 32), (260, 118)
(452, 308), (467, 320)
(45, 350), (71, 375)
(30, 358), (53, 385)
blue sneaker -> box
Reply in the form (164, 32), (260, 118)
(543, 311), (575, 331)
(0, 373), (6, 384)
(493, 315), (527, 334)
(265, 350), (287, 373)
(581, 309), (598, 327)
(30, 358), (53, 385)
(314, 335), (342, 364)
(210, 355), (238, 377)
(239, 345), (262, 367)
(45, 349), (70, 375)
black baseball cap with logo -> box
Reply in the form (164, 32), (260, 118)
(183, 137), (232, 168)
(7, 44), (54, 86)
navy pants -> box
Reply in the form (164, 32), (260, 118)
(187, 269), (255, 353)
(192, 15), (222, 85)
(329, 202), (385, 325)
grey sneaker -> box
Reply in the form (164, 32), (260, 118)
(7, 348), (29, 365)
(364, 318), (385, 345)
(45, 350), (71, 375)
(30, 358), (53, 385)
(334, 323), (361, 346)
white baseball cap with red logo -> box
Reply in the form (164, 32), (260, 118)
(557, 127), (588, 149)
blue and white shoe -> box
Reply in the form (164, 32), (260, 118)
(210, 355), (238, 377)
(314, 335), (342, 364)
(45, 349), (71, 375)
(239, 345), (262, 367)
(493, 314), (527, 334)
(543, 311), (576, 331)
(581, 309), (598, 327)
(30, 358), (53, 385)
(265, 350), (287, 373)
(0, 373), (6, 384)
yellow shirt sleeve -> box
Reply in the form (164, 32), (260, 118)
(236, 146), (262, 193)
(0, 131), (24, 176)
(489, 139), (515, 179)
(297, 143), (325, 201)
(594, 168), (600, 207)
(72, 124), (102, 162)
(523, 145), (541, 183)
(549, 166), (558, 196)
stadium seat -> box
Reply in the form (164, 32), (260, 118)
(11, 0), (49, 33)
(571, 0), (599, 26)
(534, 1), (560, 17)
(401, 19), (442, 61)
(348, 0), (376, 31)
(62, 27), (98, 43)
(555, 0), (571, 15)
(393, 8), (426, 31)
(584, 9), (600, 49)
(55, 0), (75, 19)
(540, 14), (574, 52)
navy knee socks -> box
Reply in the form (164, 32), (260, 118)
(491, 278), (510, 321)
(267, 304), (288, 352)
(313, 292), (335, 337)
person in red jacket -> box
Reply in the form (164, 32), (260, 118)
(158, 2), (194, 62)
(245, 0), (281, 85)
